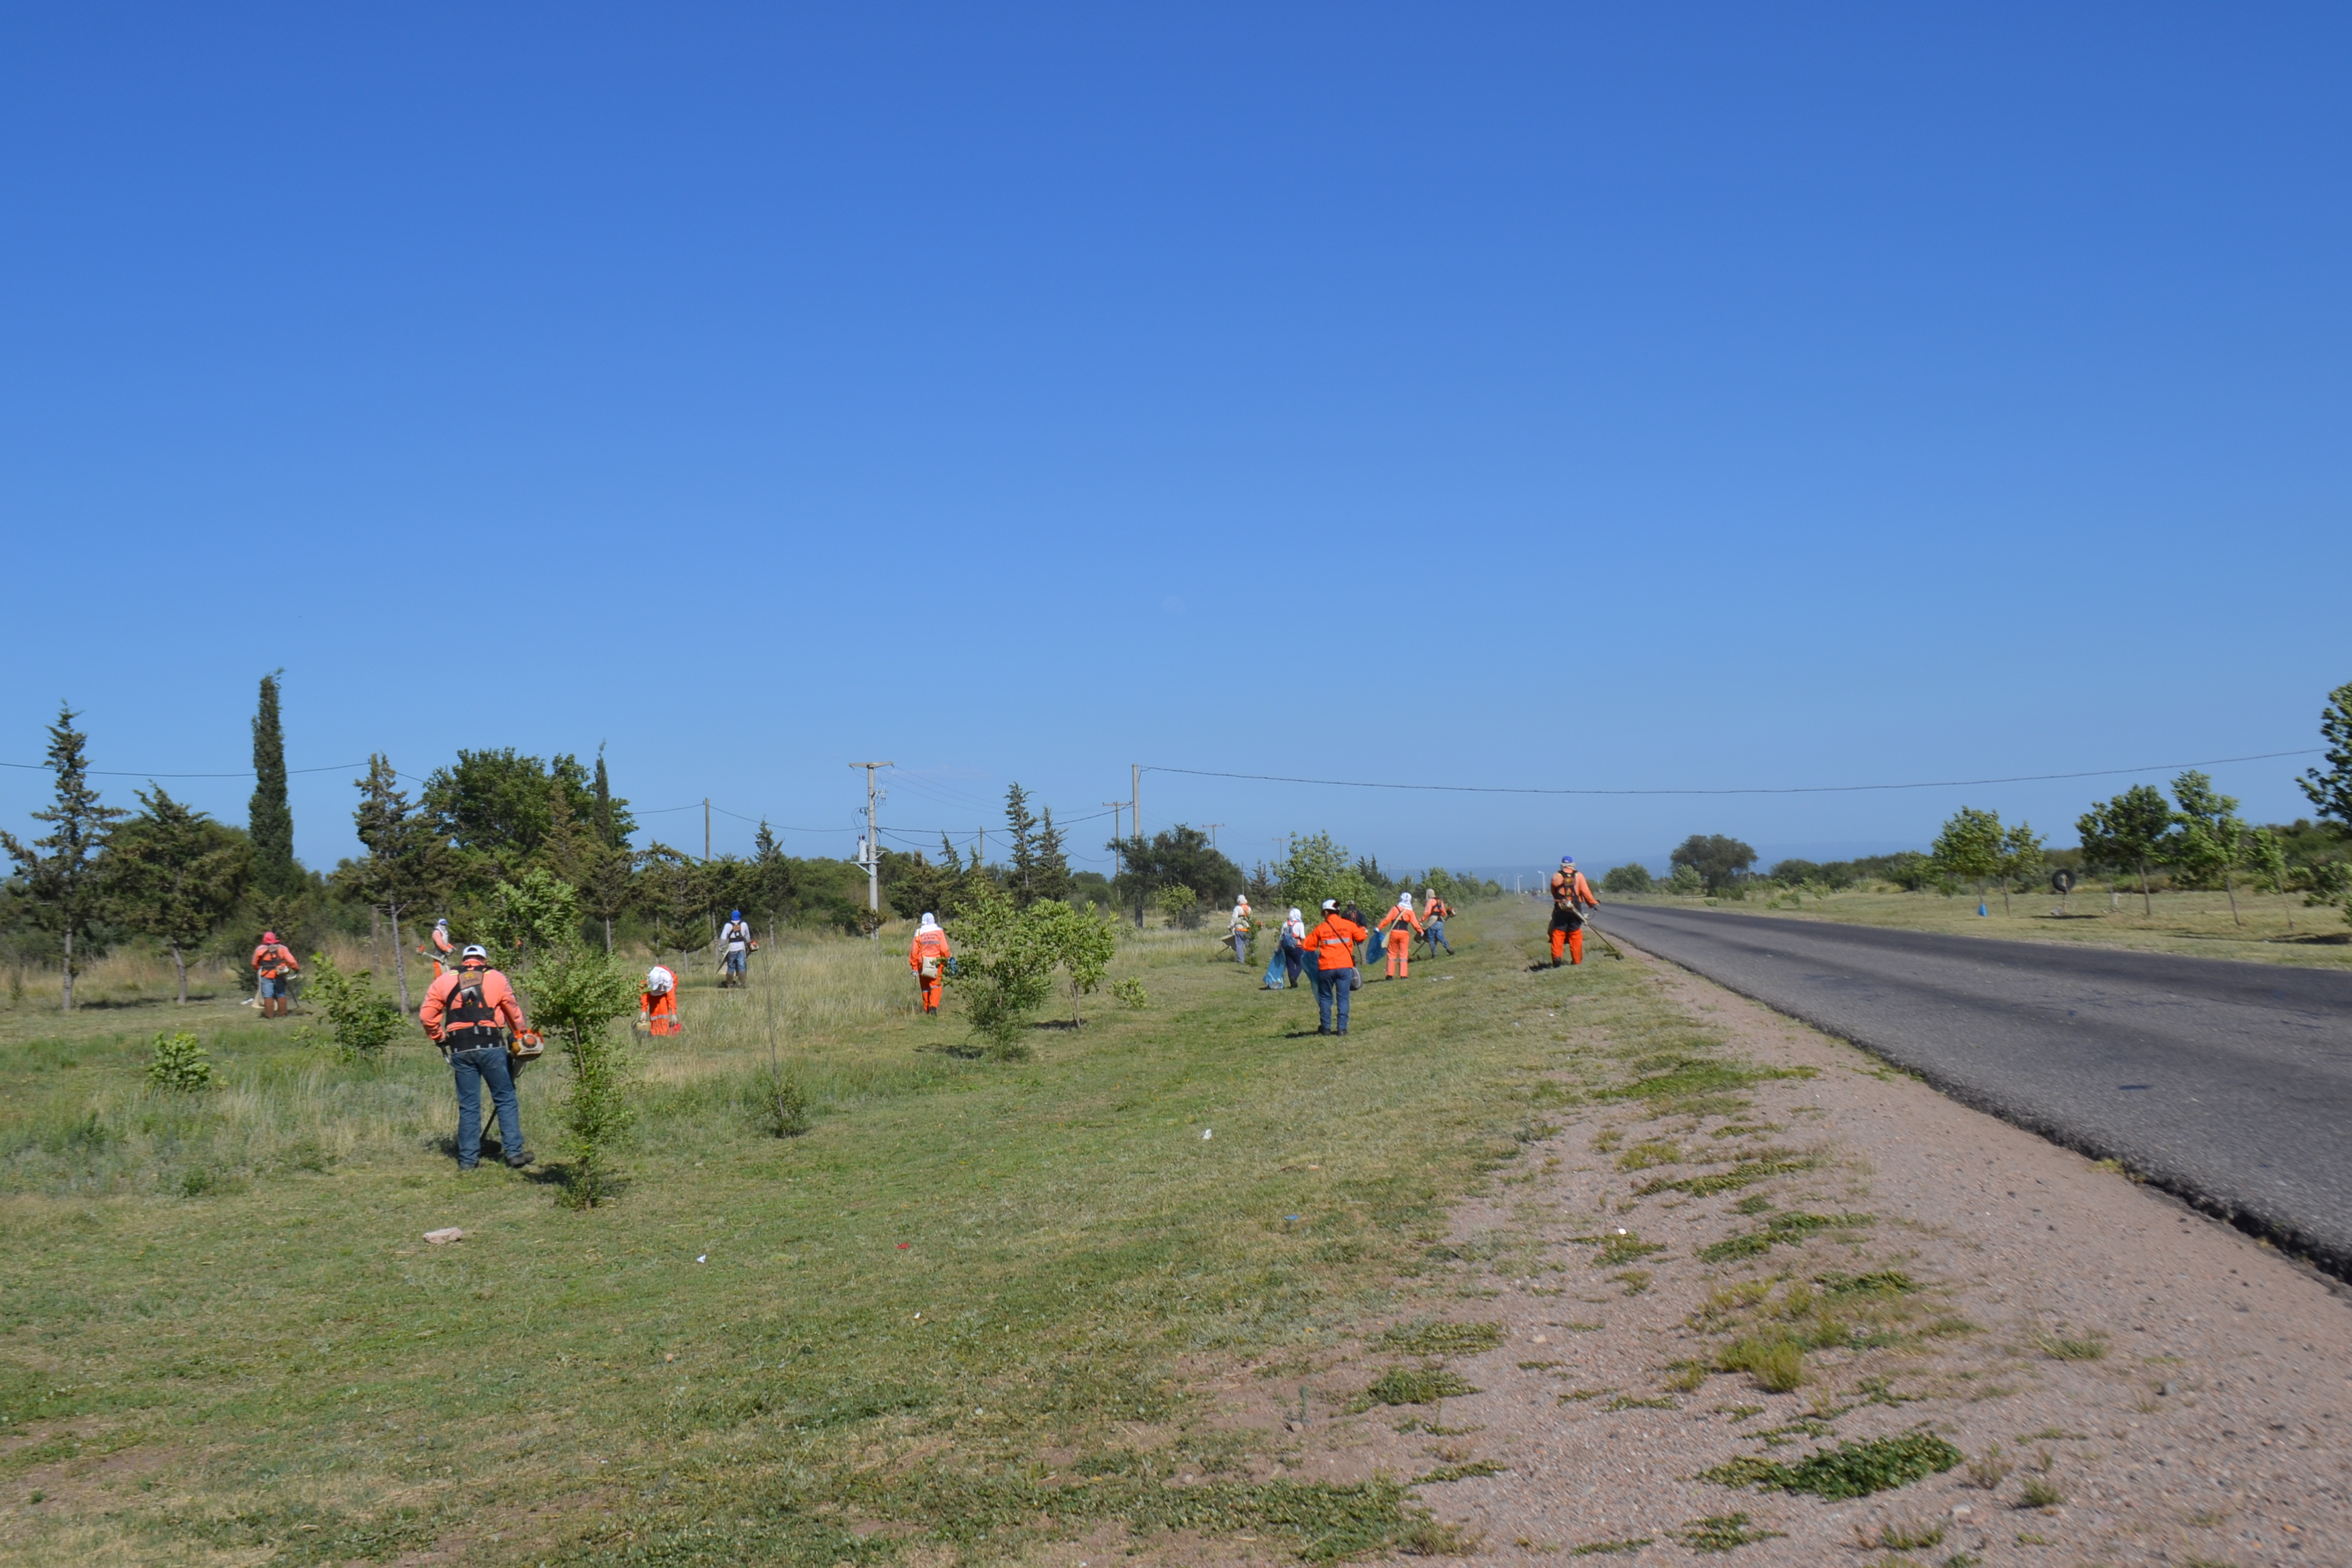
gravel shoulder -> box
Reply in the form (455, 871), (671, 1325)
(1206, 943), (2352, 1567)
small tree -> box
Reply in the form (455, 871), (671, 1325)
(2077, 783), (2172, 915)
(2, 706), (127, 1010)
(1154, 883), (1201, 929)
(2168, 770), (2247, 926)
(1031, 898), (1118, 1025)
(954, 881), (1057, 1058)
(1669, 834), (1757, 894)
(146, 1031), (214, 1092)
(2246, 827), (2295, 933)
(305, 952), (403, 1060)
(527, 943), (642, 1207)
(1995, 821), (2045, 917)
(108, 785), (250, 1002)
(1930, 806), (2006, 906)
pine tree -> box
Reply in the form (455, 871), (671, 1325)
(108, 785), (250, 1003)
(1004, 783), (1041, 905)
(1032, 807), (1071, 904)
(339, 755), (453, 1011)
(2, 706), (127, 1009)
(248, 671), (297, 898)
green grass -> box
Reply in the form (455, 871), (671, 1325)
(0, 900), (1808, 1563)
(1705, 1431), (1965, 1499)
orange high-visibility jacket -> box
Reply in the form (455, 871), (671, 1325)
(251, 943), (299, 979)
(419, 965), (528, 1044)
(1551, 870), (1597, 909)
(909, 927), (953, 970)
(1301, 913), (1369, 970)
(1377, 904), (1424, 937)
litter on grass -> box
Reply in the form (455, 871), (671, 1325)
(423, 1228), (466, 1245)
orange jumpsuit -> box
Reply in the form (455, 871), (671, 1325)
(1376, 903), (1424, 977)
(641, 966), (681, 1036)
(1549, 868), (1598, 964)
(909, 924), (953, 1013)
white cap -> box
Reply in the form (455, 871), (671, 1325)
(1321, 899), (1337, 911)
(460, 944), (487, 960)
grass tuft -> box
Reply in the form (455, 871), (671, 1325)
(1705, 1431), (1964, 1499)
(1378, 1319), (1504, 1355)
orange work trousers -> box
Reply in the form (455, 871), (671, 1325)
(918, 974), (943, 1013)
(644, 992), (681, 1036)
(1386, 933), (1413, 977)
(1549, 926), (1584, 965)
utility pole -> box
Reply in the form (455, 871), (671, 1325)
(1206, 823), (1225, 851)
(1102, 803), (1125, 875)
(704, 798), (711, 862)
(849, 762), (893, 932)
(1131, 764), (1140, 847)
(977, 826), (985, 867)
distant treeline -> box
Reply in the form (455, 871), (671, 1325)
(1, 680), (1499, 1009)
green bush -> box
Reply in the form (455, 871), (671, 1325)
(529, 944), (642, 1207)
(764, 1071), (811, 1138)
(145, 1032), (213, 1092)
(304, 952), (403, 1060)
(1111, 977), (1147, 1009)
(1717, 1335), (1806, 1391)
(1704, 1431), (1964, 1499)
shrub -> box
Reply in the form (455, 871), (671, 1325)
(1154, 883), (1202, 929)
(1600, 864), (1654, 895)
(2018, 1475), (2064, 1509)
(1110, 977), (1147, 1009)
(304, 952), (403, 1060)
(764, 1071), (811, 1138)
(145, 1032), (213, 1092)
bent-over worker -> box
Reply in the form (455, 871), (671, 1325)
(419, 944), (534, 1170)
(642, 963), (681, 1036)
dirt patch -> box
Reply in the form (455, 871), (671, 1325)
(1192, 945), (2352, 1565)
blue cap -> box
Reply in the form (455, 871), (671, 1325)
(731, 909), (742, 919)
(1561, 855), (1575, 865)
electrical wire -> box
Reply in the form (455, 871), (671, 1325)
(0, 760), (370, 779)
(1141, 749), (2322, 798)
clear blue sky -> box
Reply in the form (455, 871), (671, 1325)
(4, 3), (2347, 880)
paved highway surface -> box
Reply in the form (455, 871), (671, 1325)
(1593, 903), (2352, 1277)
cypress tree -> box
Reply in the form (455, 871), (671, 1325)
(593, 745), (618, 849)
(1, 705), (126, 1009)
(248, 671), (297, 896)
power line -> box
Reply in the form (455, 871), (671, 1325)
(0, 760), (370, 779)
(1141, 749), (2322, 799)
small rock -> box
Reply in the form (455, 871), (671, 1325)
(423, 1227), (466, 1245)
(2160, 1381), (2178, 1396)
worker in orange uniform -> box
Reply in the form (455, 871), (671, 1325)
(252, 930), (300, 1017)
(1376, 892), (1425, 978)
(641, 963), (681, 1036)
(1548, 855), (1599, 966)
(419, 917), (455, 978)
(909, 912), (953, 1015)
(1302, 899), (1369, 1034)
(1420, 889), (1454, 958)
(419, 943), (535, 1169)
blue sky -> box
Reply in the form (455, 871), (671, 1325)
(3, 3), (2347, 880)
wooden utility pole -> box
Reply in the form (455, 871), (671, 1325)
(1102, 803), (1125, 875)
(849, 762), (893, 931)
(704, 798), (711, 862)
(1205, 823), (1225, 851)
(1130, 764), (1140, 845)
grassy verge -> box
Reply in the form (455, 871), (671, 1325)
(1612, 887), (2352, 969)
(1, 902), (1701, 1565)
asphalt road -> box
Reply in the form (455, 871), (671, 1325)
(1592, 903), (2352, 1277)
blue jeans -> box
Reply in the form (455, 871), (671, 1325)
(451, 1047), (524, 1168)
(1311, 966), (1353, 1032)
(723, 948), (747, 975)
(1426, 919), (1450, 953)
